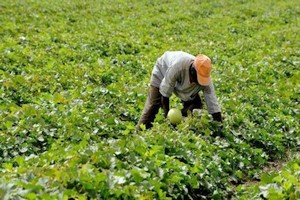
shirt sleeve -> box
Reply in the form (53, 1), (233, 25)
(203, 78), (221, 114)
(159, 65), (180, 97)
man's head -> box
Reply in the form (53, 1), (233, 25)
(193, 54), (212, 86)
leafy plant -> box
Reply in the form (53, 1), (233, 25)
(237, 158), (300, 200)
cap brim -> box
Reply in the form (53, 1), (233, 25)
(197, 75), (211, 86)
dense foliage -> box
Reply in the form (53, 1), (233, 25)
(237, 157), (300, 200)
(0, 0), (299, 199)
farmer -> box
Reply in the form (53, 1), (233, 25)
(136, 51), (222, 131)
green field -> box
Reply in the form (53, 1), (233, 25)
(0, 0), (299, 199)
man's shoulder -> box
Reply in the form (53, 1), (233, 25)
(163, 51), (194, 57)
(162, 51), (195, 66)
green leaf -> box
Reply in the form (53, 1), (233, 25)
(261, 172), (278, 184)
(24, 192), (37, 200)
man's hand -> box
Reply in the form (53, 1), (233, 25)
(161, 96), (170, 118)
(211, 112), (224, 137)
(212, 112), (222, 122)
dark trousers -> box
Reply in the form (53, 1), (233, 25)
(136, 86), (202, 130)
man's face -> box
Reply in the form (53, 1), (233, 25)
(190, 63), (198, 84)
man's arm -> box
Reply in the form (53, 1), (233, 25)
(161, 96), (170, 118)
(159, 66), (180, 118)
(202, 78), (222, 122)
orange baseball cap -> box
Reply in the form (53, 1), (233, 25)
(194, 54), (212, 86)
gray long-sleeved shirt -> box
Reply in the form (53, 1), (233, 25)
(150, 51), (221, 114)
